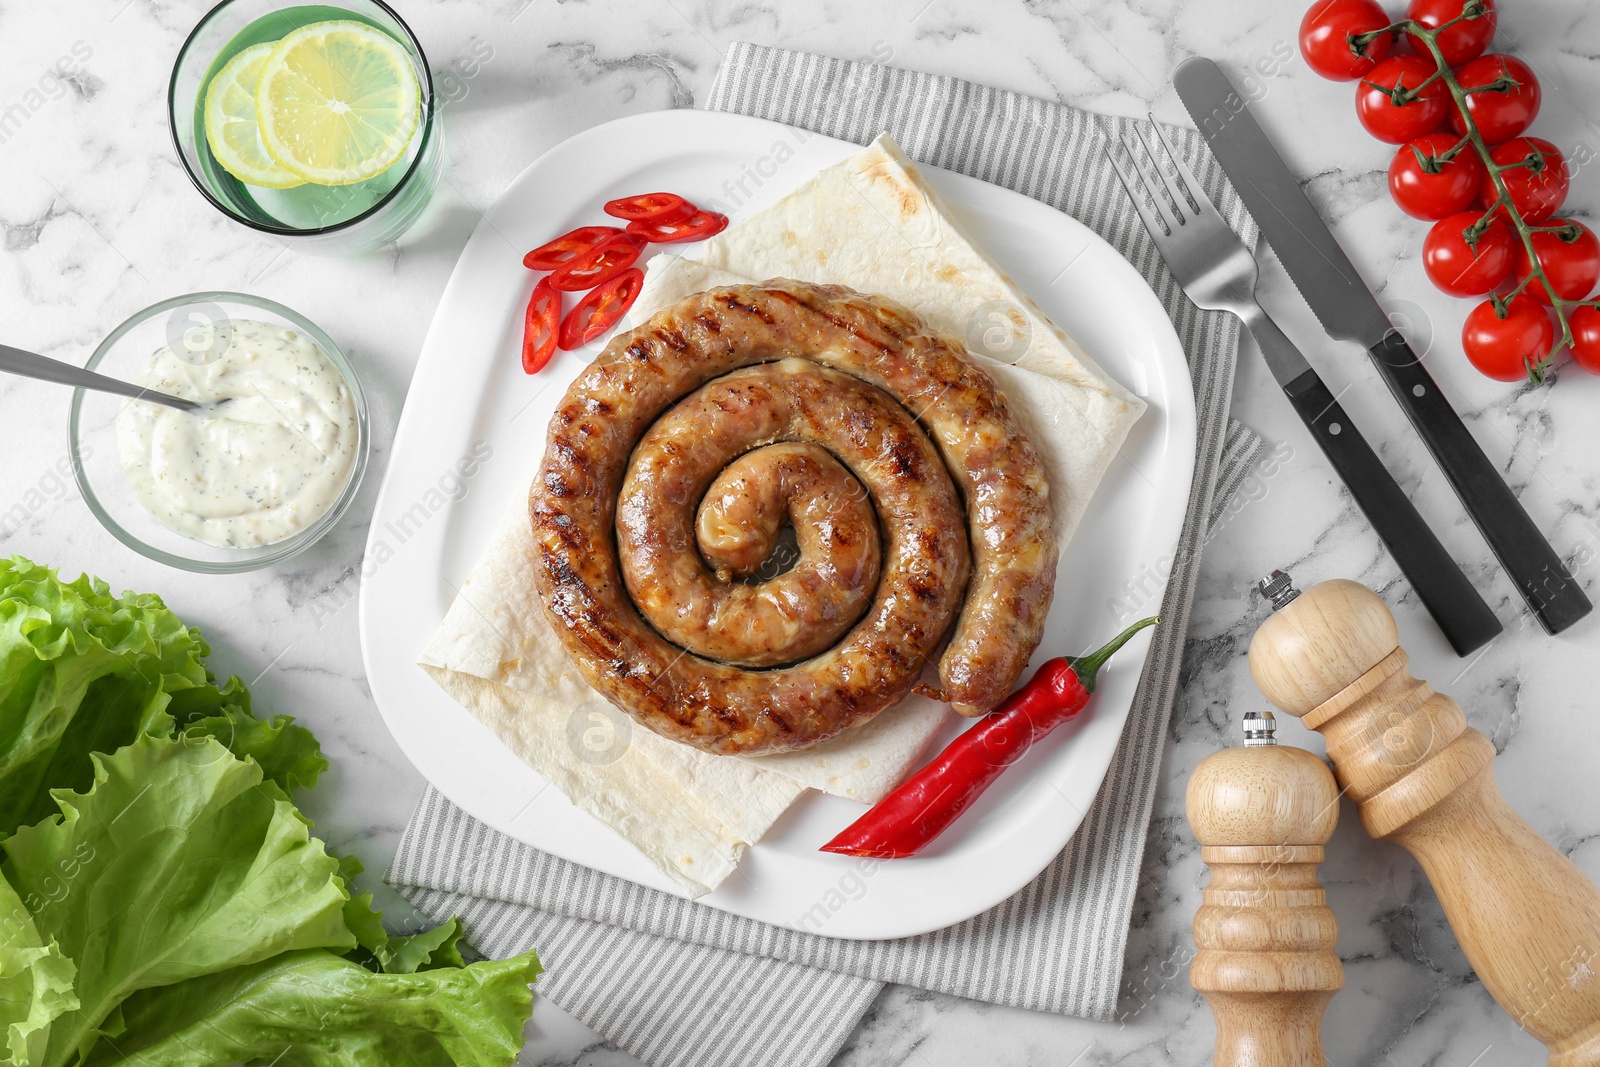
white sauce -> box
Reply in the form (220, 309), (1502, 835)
(116, 319), (359, 548)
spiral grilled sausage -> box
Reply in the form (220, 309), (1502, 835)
(531, 280), (1056, 755)
(623, 431), (886, 668)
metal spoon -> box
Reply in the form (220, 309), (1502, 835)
(0, 343), (205, 414)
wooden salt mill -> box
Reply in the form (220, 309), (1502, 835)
(1249, 572), (1600, 1066)
(1187, 708), (1343, 1067)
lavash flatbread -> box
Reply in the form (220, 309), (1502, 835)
(419, 495), (804, 895)
(695, 132), (1145, 544)
(418, 133), (1145, 897)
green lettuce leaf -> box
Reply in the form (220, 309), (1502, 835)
(0, 558), (201, 835)
(336, 856), (466, 975)
(345, 899), (466, 975)
(0, 557), (539, 1066)
(171, 676), (326, 797)
(0, 867), (76, 1066)
(385, 919), (468, 974)
(0, 558), (325, 833)
(1, 734), (353, 1066)
(83, 948), (540, 1067)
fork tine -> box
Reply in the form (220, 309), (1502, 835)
(1146, 114), (1227, 225)
(1118, 129), (1181, 234)
(1122, 129), (1186, 233)
(1133, 122), (1194, 223)
(1103, 137), (1171, 240)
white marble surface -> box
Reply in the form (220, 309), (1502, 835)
(2, 1), (1599, 1064)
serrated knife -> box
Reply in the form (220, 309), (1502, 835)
(1174, 57), (1591, 636)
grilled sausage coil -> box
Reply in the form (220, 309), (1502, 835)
(531, 280), (1057, 755)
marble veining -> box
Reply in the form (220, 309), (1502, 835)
(2, 1), (1598, 1064)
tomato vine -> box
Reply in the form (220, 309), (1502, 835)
(1356, 1), (1592, 382)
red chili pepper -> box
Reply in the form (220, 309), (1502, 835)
(626, 209), (729, 244)
(522, 225), (621, 271)
(558, 267), (643, 350)
(604, 191), (693, 222)
(547, 233), (646, 292)
(819, 616), (1160, 860)
(522, 277), (560, 374)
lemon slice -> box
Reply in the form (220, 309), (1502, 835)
(204, 43), (304, 189)
(256, 20), (421, 187)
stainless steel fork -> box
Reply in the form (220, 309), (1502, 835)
(1104, 116), (1500, 656)
(1105, 119), (1312, 387)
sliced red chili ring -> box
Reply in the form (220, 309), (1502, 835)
(603, 192), (692, 222)
(522, 225), (622, 271)
(522, 277), (561, 374)
(626, 209), (729, 244)
(547, 232), (646, 292)
(558, 267), (643, 350)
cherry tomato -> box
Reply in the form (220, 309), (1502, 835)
(1462, 294), (1554, 381)
(1569, 304), (1600, 375)
(522, 225), (622, 271)
(522, 278), (560, 375)
(1388, 132), (1485, 219)
(558, 268), (644, 350)
(1301, 0), (1394, 81)
(1451, 54), (1540, 145)
(1404, 0), (1498, 66)
(604, 192), (693, 223)
(626, 209), (730, 244)
(1484, 137), (1568, 223)
(1512, 220), (1600, 305)
(1423, 211), (1515, 296)
(547, 233), (646, 292)
(1356, 55), (1449, 145)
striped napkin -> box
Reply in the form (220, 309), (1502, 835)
(388, 42), (1264, 1067)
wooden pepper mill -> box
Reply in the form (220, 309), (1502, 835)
(1187, 709), (1343, 1067)
(1249, 572), (1600, 1066)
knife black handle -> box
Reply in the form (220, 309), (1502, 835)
(1283, 366), (1502, 656)
(1368, 331), (1591, 635)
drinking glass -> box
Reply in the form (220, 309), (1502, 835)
(168, 0), (440, 256)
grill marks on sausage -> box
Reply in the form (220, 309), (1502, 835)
(721, 293), (777, 326)
(529, 280), (1056, 754)
(620, 366), (946, 670)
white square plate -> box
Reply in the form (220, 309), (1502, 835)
(359, 109), (1194, 939)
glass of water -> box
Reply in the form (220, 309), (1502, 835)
(167, 0), (441, 256)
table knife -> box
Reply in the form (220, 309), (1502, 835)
(1174, 56), (1592, 636)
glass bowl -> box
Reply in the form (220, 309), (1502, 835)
(168, 0), (440, 256)
(69, 292), (370, 573)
